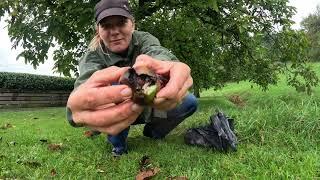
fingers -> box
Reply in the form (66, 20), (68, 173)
(152, 75), (192, 111)
(133, 55), (173, 75)
(88, 112), (139, 135)
(73, 85), (133, 110)
(73, 100), (143, 127)
(68, 66), (134, 110)
(133, 54), (191, 100)
(177, 76), (193, 102)
(87, 66), (129, 86)
(156, 62), (190, 99)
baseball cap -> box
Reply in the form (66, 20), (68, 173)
(95, 0), (133, 24)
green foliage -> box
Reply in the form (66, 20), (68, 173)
(0, 72), (75, 91)
(0, 0), (318, 95)
(301, 5), (320, 62)
(133, 0), (318, 95)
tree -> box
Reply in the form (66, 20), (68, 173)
(301, 5), (320, 62)
(0, 0), (318, 96)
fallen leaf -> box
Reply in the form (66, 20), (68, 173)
(50, 169), (57, 176)
(48, 143), (63, 151)
(139, 155), (152, 172)
(228, 95), (246, 107)
(136, 167), (160, 180)
(84, 130), (101, 138)
(136, 155), (160, 180)
(0, 123), (13, 130)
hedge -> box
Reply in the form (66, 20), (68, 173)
(0, 72), (75, 91)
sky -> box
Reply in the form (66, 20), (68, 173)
(0, 0), (319, 77)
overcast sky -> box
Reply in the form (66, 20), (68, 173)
(0, 0), (319, 77)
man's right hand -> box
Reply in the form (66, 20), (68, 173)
(66, 66), (144, 135)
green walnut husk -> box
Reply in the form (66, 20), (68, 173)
(119, 67), (168, 105)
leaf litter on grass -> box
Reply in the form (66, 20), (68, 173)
(136, 155), (160, 180)
(135, 156), (188, 180)
(0, 123), (15, 130)
(48, 143), (63, 151)
(228, 94), (246, 107)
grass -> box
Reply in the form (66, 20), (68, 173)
(1, 64), (320, 179)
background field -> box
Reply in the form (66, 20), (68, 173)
(0, 64), (319, 179)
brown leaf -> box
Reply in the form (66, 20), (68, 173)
(84, 130), (101, 138)
(48, 143), (63, 151)
(0, 123), (13, 130)
(50, 169), (57, 176)
(84, 130), (94, 137)
(228, 95), (246, 107)
(136, 167), (160, 180)
(139, 155), (151, 171)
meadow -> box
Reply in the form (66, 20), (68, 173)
(0, 64), (319, 179)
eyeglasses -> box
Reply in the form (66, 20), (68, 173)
(99, 16), (128, 29)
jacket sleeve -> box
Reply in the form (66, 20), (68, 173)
(139, 32), (179, 61)
(74, 51), (106, 89)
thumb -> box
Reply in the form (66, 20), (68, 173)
(133, 55), (171, 75)
(87, 66), (129, 86)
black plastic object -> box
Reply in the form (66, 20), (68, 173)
(184, 111), (237, 152)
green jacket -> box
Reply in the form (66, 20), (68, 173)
(73, 30), (178, 122)
(75, 30), (178, 88)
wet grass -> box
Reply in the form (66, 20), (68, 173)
(0, 63), (320, 179)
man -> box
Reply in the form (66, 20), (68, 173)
(66, 0), (197, 156)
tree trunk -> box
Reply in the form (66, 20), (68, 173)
(193, 86), (200, 98)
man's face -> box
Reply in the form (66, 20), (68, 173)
(98, 16), (134, 53)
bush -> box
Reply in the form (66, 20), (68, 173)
(0, 72), (75, 91)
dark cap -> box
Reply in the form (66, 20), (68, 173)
(95, 0), (133, 24)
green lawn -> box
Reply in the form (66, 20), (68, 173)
(1, 64), (320, 179)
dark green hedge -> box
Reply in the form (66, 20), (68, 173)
(0, 72), (75, 91)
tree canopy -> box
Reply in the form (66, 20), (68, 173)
(0, 0), (318, 96)
(301, 5), (320, 62)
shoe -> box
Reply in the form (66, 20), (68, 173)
(143, 124), (164, 139)
(111, 148), (128, 157)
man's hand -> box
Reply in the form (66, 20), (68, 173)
(67, 66), (144, 135)
(133, 55), (193, 110)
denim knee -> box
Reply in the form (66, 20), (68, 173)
(168, 93), (198, 120)
(183, 93), (198, 115)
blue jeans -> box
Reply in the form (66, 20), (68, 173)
(107, 94), (198, 153)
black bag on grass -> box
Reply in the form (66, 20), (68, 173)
(184, 111), (237, 152)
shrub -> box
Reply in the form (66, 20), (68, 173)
(0, 72), (75, 91)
